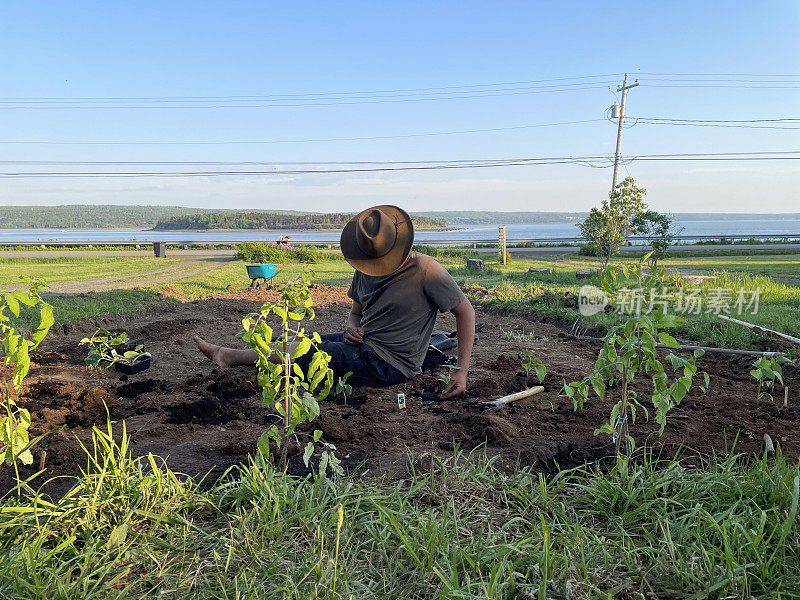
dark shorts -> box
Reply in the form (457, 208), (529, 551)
(294, 333), (408, 388)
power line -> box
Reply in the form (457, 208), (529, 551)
(0, 118), (606, 145)
(633, 117), (800, 123)
(643, 83), (800, 89)
(0, 84), (617, 109)
(631, 71), (800, 77)
(3, 150), (800, 177)
(628, 116), (800, 130)
(0, 82), (617, 104)
(0, 74), (624, 102)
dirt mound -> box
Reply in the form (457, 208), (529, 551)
(21, 377), (110, 430)
(3, 285), (799, 497)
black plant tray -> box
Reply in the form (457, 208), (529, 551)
(114, 356), (151, 375)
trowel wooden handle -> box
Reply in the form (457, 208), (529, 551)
(484, 386), (545, 406)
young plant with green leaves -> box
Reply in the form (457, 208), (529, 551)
(335, 371), (353, 403)
(750, 355), (794, 401)
(521, 351), (546, 386)
(240, 272), (339, 474)
(79, 328), (150, 368)
(1, 278), (54, 478)
(560, 254), (710, 457)
(437, 364), (460, 399)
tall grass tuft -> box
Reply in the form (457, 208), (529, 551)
(2, 426), (800, 598)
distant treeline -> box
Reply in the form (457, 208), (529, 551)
(5, 205), (791, 230)
(417, 211), (588, 225)
(0, 205), (219, 229)
(417, 211), (800, 226)
(153, 212), (448, 230)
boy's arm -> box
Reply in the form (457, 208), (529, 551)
(442, 298), (475, 398)
(344, 301), (365, 345)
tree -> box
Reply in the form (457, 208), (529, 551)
(580, 177), (648, 268)
(631, 210), (682, 268)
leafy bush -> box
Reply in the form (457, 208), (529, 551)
(237, 241), (339, 264)
(412, 244), (482, 260)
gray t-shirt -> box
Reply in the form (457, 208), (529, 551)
(347, 252), (466, 378)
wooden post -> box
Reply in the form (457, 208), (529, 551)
(498, 225), (507, 265)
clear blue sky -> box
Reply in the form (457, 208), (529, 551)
(2, 1), (799, 213)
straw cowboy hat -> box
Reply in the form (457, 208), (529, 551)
(340, 205), (414, 276)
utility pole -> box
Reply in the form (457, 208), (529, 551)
(611, 73), (639, 191)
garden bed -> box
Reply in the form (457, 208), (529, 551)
(4, 285), (799, 496)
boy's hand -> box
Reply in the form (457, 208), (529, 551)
(442, 369), (467, 398)
(344, 326), (364, 345)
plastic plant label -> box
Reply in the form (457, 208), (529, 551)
(397, 393), (406, 410)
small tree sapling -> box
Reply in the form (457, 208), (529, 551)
(579, 177), (648, 268)
(1, 278), (54, 481)
(560, 254), (710, 458)
(240, 271), (340, 475)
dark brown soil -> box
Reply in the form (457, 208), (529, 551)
(4, 286), (799, 496)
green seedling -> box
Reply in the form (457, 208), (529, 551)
(437, 364), (461, 398)
(335, 371), (353, 403)
(241, 271), (340, 476)
(521, 351), (546, 386)
(501, 329), (537, 343)
(750, 355), (794, 401)
(79, 328), (151, 369)
(1, 278), (54, 484)
(560, 253), (710, 459)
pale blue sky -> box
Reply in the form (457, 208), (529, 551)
(1, 1), (799, 212)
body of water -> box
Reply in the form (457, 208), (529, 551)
(1, 218), (799, 244)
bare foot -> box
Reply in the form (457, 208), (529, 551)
(194, 336), (230, 367)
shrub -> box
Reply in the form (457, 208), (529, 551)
(237, 241), (338, 264)
(412, 244), (482, 260)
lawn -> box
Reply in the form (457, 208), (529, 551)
(0, 256), (181, 287)
(6, 247), (800, 350)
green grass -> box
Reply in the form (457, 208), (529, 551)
(0, 256), (181, 287)
(447, 254), (800, 349)
(12, 289), (163, 332)
(663, 254), (800, 279)
(2, 421), (799, 599)
(158, 260), (356, 300)
(6, 248), (799, 351)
